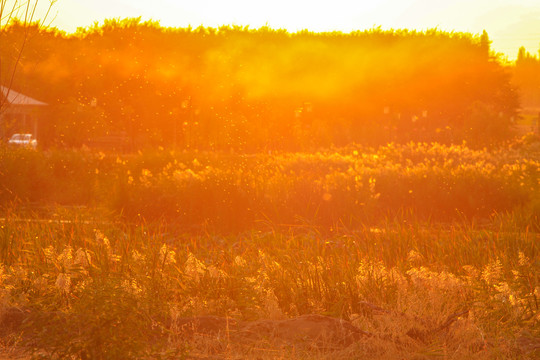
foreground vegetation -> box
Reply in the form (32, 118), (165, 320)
(0, 137), (539, 358)
(0, 210), (538, 359)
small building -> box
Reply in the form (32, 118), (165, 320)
(0, 85), (48, 141)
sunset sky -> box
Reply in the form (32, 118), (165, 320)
(33, 0), (540, 60)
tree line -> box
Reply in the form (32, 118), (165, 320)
(513, 46), (540, 109)
(0, 18), (529, 150)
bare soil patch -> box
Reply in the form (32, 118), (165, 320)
(2, 307), (539, 359)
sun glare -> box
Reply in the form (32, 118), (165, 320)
(1, 1), (539, 359)
(43, 0), (540, 60)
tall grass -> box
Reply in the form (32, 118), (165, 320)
(0, 137), (538, 357)
(0, 209), (538, 358)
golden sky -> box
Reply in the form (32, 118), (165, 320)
(31, 0), (540, 60)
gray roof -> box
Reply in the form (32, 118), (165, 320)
(1, 85), (47, 106)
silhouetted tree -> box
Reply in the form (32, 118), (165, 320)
(1, 20), (521, 149)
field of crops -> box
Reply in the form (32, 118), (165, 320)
(0, 135), (539, 359)
(2, 137), (540, 230)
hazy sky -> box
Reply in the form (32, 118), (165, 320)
(34, 0), (540, 60)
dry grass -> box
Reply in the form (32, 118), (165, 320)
(0, 140), (539, 358)
(0, 210), (538, 359)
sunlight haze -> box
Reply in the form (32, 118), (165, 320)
(1, 2), (539, 357)
(37, 0), (540, 61)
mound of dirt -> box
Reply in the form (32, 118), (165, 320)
(173, 314), (370, 348)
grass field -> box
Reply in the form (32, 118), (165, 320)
(0, 136), (539, 359)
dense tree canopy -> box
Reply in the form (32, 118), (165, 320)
(513, 46), (540, 109)
(1, 19), (522, 150)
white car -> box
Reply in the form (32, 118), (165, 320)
(8, 133), (38, 149)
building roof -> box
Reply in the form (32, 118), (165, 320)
(1, 85), (47, 106)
